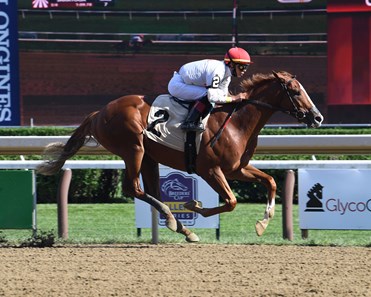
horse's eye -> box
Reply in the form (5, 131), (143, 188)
(292, 90), (301, 97)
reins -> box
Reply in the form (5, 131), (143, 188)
(210, 74), (305, 147)
(210, 103), (239, 148)
(244, 99), (296, 116)
(245, 74), (306, 121)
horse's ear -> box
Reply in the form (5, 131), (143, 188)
(272, 70), (280, 79)
(272, 70), (284, 83)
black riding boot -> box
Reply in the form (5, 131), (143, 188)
(181, 100), (206, 132)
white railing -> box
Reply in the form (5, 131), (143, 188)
(1, 135), (371, 156)
(19, 38), (326, 45)
(2, 160), (371, 170)
(1, 134), (370, 242)
(18, 31), (327, 45)
(19, 9), (326, 18)
(18, 7), (327, 45)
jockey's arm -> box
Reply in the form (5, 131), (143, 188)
(206, 66), (245, 104)
(207, 87), (245, 104)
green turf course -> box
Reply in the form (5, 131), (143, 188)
(1, 203), (370, 246)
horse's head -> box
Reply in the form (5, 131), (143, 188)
(241, 71), (324, 128)
(271, 71), (324, 128)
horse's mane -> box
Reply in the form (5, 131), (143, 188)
(240, 71), (292, 95)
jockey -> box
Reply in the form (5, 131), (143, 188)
(168, 47), (253, 132)
(129, 34), (144, 47)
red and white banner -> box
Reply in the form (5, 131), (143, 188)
(277, 0), (312, 3)
(327, 0), (371, 13)
(327, 0), (371, 106)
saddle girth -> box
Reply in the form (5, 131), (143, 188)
(184, 131), (197, 174)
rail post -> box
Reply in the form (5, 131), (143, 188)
(57, 168), (72, 239)
(282, 169), (295, 240)
(151, 207), (159, 244)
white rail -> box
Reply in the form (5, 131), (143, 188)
(19, 9), (326, 17)
(1, 134), (369, 242)
(2, 160), (371, 170)
(0, 135), (371, 155)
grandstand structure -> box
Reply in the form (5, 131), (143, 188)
(17, 1), (370, 124)
(18, 0), (327, 55)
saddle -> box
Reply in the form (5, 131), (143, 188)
(144, 95), (210, 174)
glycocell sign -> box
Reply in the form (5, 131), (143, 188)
(299, 169), (371, 230)
(0, 0), (20, 126)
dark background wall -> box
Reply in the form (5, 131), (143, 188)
(20, 52), (327, 126)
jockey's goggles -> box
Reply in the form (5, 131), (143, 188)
(237, 64), (249, 71)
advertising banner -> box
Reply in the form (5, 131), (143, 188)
(299, 169), (371, 230)
(0, 170), (36, 229)
(327, 0), (371, 13)
(31, 0), (115, 9)
(0, 0), (20, 126)
(277, 1), (312, 3)
(135, 167), (219, 229)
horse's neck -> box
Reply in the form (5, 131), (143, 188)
(241, 85), (281, 135)
(237, 103), (274, 137)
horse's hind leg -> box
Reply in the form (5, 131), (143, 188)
(141, 154), (199, 242)
(227, 164), (276, 236)
(120, 140), (178, 233)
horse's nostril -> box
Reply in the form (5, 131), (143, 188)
(315, 116), (323, 123)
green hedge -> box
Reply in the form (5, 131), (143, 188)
(1, 126), (370, 203)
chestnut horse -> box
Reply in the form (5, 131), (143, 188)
(37, 71), (323, 242)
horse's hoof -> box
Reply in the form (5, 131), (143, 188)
(183, 200), (198, 211)
(166, 216), (178, 232)
(269, 207), (275, 219)
(185, 232), (200, 243)
(255, 219), (268, 236)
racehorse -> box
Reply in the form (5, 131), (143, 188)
(37, 71), (323, 242)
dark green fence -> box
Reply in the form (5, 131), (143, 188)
(0, 170), (35, 229)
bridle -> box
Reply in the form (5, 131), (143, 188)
(211, 74), (309, 147)
(246, 74), (307, 121)
(211, 73), (319, 147)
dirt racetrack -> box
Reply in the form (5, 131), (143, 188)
(0, 244), (370, 297)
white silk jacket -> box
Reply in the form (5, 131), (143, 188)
(168, 59), (233, 104)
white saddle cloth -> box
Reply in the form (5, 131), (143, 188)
(143, 94), (208, 152)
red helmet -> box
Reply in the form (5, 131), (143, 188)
(224, 47), (253, 65)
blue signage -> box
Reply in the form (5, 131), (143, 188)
(160, 172), (199, 226)
(0, 0), (20, 126)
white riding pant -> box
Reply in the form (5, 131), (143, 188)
(168, 72), (207, 101)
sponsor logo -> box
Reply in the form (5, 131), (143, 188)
(305, 183), (371, 215)
(159, 172), (198, 226)
(32, 0), (49, 9)
(305, 183), (324, 212)
(0, 2), (12, 123)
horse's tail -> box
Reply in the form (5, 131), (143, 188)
(36, 111), (99, 176)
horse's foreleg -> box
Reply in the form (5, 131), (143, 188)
(140, 154), (199, 242)
(184, 166), (237, 217)
(228, 165), (276, 236)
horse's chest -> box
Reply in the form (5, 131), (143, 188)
(240, 137), (258, 166)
